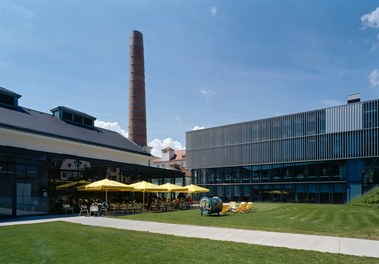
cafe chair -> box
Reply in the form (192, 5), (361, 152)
(90, 205), (99, 216)
(120, 203), (129, 214)
(79, 205), (89, 216)
(100, 202), (108, 216)
(63, 203), (74, 214)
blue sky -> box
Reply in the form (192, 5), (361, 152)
(1, 1), (379, 157)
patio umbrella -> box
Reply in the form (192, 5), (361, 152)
(82, 178), (134, 202)
(157, 183), (187, 193)
(183, 184), (210, 193)
(129, 181), (161, 209)
(56, 180), (91, 190)
(129, 180), (161, 192)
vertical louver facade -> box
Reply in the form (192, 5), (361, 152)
(186, 99), (379, 203)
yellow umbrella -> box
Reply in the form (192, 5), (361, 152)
(56, 180), (91, 190)
(157, 183), (187, 193)
(183, 184), (210, 193)
(83, 178), (134, 202)
(129, 181), (161, 210)
(129, 180), (161, 192)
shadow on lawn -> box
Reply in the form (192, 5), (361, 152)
(0, 214), (79, 224)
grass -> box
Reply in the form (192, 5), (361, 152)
(1, 201), (378, 263)
(0, 221), (377, 264)
(117, 203), (379, 240)
(349, 187), (379, 208)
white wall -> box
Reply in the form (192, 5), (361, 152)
(326, 103), (362, 133)
(0, 127), (153, 166)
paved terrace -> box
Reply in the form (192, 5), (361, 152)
(1, 215), (378, 259)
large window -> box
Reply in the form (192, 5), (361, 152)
(294, 116), (304, 136)
(273, 119), (282, 139)
(363, 101), (379, 129)
(283, 118), (292, 138)
(16, 158), (49, 216)
(241, 166), (252, 183)
(0, 156), (15, 217)
(0, 152), (49, 217)
(252, 124), (259, 142)
(306, 113), (317, 135)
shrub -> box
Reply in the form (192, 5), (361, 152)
(349, 187), (379, 208)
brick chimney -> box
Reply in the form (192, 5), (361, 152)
(128, 30), (147, 147)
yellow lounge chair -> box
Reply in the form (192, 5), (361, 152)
(232, 202), (246, 213)
(220, 204), (229, 215)
(229, 201), (237, 212)
(239, 202), (253, 213)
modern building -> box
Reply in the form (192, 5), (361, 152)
(186, 94), (379, 204)
(0, 87), (183, 218)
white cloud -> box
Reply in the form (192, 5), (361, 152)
(95, 120), (128, 138)
(362, 8), (379, 50)
(210, 6), (217, 17)
(362, 7), (379, 28)
(148, 138), (185, 157)
(369, 69), (379, 88)
(193, 125), (205, 130)
(95, 120), (185, 158)
(174, 115), (183, 122)
(369, 34), (379, 52)
(200, 87), (215, 102)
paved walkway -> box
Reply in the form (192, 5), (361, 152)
(1, 215), (379, 259)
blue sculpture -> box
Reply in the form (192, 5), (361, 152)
(200, 196), (223, 216)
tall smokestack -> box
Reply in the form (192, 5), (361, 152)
(128, 30), (147, 147)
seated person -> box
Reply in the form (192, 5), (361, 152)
(99, 200), (108, 215)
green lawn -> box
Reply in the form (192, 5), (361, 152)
(117, 203), (379, 240)
(0, 221), (377, 264)
(1, 203), (378, 263)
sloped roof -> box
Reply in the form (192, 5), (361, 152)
(174, 149), (186, 160)
(51, 106), (96, 120)
(154, 149), (186, 163)
(0, 106), (149, 156)
(162, 146), (174, 151)
(0, 86), (21, 98)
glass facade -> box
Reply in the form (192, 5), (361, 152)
(187, 99), (379, 203)
(191, 161), (350, 203)
(0, 146), (183, 218)
(0, 151), (49, 217)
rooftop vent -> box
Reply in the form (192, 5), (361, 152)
(0, 87), (21, 109)
(347, 93), (361, 104)
(51, 106), (96, 128)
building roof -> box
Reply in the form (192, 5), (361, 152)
(0, 87), (21, 98)
(162, 146), (174, 151)
(153, 149), (190, 176)
(51, 106), (97, 121)
(154, 149), (186, 163)
(173, 149), (186, 161)
(0, 105), (149, 156)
